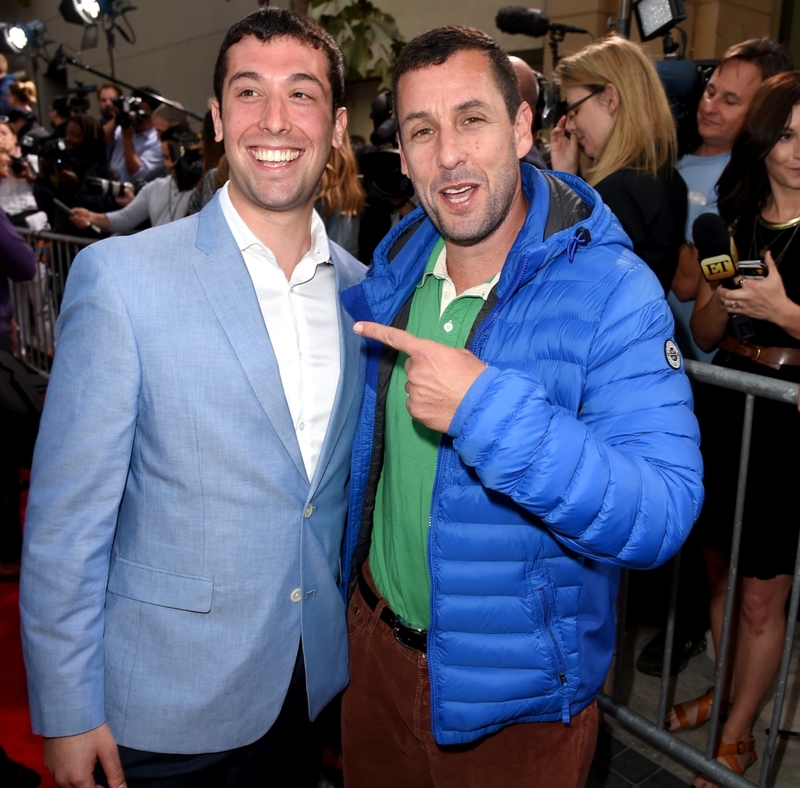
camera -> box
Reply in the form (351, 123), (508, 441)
(10, 156), (27, 175)
(113, 96), (149, 129)
(20, 130), (71, 168)
(85, 177), (146, 198)
(359, 91), (414, 204)
(164, 133), (203, 192)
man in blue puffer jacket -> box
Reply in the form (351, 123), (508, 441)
(340, 26), (703, 788)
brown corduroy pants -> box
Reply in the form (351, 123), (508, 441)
(342, 563), (598, 788)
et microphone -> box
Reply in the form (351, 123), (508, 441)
(692, 212), (754, 342)
(495, 7), (589, 38)
(693, 212), (737, 283)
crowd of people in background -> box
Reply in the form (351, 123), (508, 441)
(2, 19), (800, 788)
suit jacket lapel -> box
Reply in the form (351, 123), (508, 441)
(309, 249), (364, 495)
(193, 197), (308, 483)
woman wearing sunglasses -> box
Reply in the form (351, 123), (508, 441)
(551, 35), (687, 294)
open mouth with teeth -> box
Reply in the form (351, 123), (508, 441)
(250, 149), (301, 163)
(442, 185), (475, 204)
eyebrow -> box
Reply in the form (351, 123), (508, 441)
(401, 98), (493, 127)
(227, 70), (326, 91)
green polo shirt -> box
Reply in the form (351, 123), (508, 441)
(369, 236), (498, 629)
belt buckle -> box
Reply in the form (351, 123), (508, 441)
(753, 346), (762, 362)
(393, 621), (427, 656)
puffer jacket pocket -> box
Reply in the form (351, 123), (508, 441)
(526, 567), (571, 723)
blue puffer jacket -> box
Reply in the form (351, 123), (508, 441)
(341, 165), (703, 746)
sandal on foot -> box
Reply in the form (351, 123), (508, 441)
(667, 687), (717, 732)
(692, 736), (757, 788)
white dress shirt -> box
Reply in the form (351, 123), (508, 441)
(219, 182), (340, 480)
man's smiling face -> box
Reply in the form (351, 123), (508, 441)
(396, 49), (530, 247)
(212, 35), (346, 224)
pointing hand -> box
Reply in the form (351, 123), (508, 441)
(354, 321), (487, 433)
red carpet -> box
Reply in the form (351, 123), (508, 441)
(0, 581), (55, 787)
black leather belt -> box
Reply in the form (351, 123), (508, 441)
(358, 571), (427, 655)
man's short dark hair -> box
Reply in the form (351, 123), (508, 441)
(132, 86), (161, 113)
(97, 82), (122, 99)
(392, 26), (521, 128)
(717, 37), (794, 81)
(214, 7), (345, 114)
(51, 96), (70, 120)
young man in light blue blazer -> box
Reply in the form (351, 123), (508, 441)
(19, 8), (365, 787)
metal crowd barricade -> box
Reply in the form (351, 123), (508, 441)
(9, 228), (96, 374)
(599, 359), (800, 788)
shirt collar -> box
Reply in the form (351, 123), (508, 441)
(218, 181), (331, 268)
(418, 238), (499, 301)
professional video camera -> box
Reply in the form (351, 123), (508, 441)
(67, 84), (96, 114)
(19, 129), (71, 168)
(85, 177), (147, 198)
(654, 59), (715, 156)
(113, 95), (149, 129)
(358, 91), (413, 204)
(163, 132), (203, 192)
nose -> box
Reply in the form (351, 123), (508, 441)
(258, 94), (291, 136)
(436, 124), (466, 171)
(701, 91), (719, 115)
(565, 114), (578, 136)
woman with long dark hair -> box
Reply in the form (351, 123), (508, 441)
(673, 71), (800, 788)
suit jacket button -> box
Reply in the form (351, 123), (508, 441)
(304, 504), (313, 518)
(290, 588), (302, 603)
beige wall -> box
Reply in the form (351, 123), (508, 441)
(2, 0), (282, 127)
(1, 0), (788, 139)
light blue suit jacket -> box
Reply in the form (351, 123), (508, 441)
(20, 196), (366, 754)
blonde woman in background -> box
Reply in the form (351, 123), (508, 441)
(551, 35), (687, 293)
(7, 80), (36, 114)
(315, 134), (365, 259)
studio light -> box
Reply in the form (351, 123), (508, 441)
(0, 19), (49, 54)
(59, 0), (136, 30)
(59, 0), (102, 26)
(633, 0), (687, 41)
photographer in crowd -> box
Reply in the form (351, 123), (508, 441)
(70, 125), (200, 234)
(49, 96), (71, 139)
(551, 35), (687, 294)
(97, 83), (122, 146)
(0, 117), (46, 230)
(107, 86), (166, 183)
(33, 114), (121, 236)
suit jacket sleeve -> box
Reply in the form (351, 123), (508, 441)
(20, 244), (141, 737)
(0, 208), (36, 280)
(447, 267), (703, 570)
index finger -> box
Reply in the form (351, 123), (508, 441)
(354, 321), (428, 356)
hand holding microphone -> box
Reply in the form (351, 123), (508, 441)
(692, 212), (755, 341)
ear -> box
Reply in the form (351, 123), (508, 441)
(398, 135), (409, 177)
(515, 101), (534, 159)
(332, 106), (347, 149)
(211, 100), (223, 143)
(603, 84), (620, 116)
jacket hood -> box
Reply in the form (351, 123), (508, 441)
(342, 164), (633, 326)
